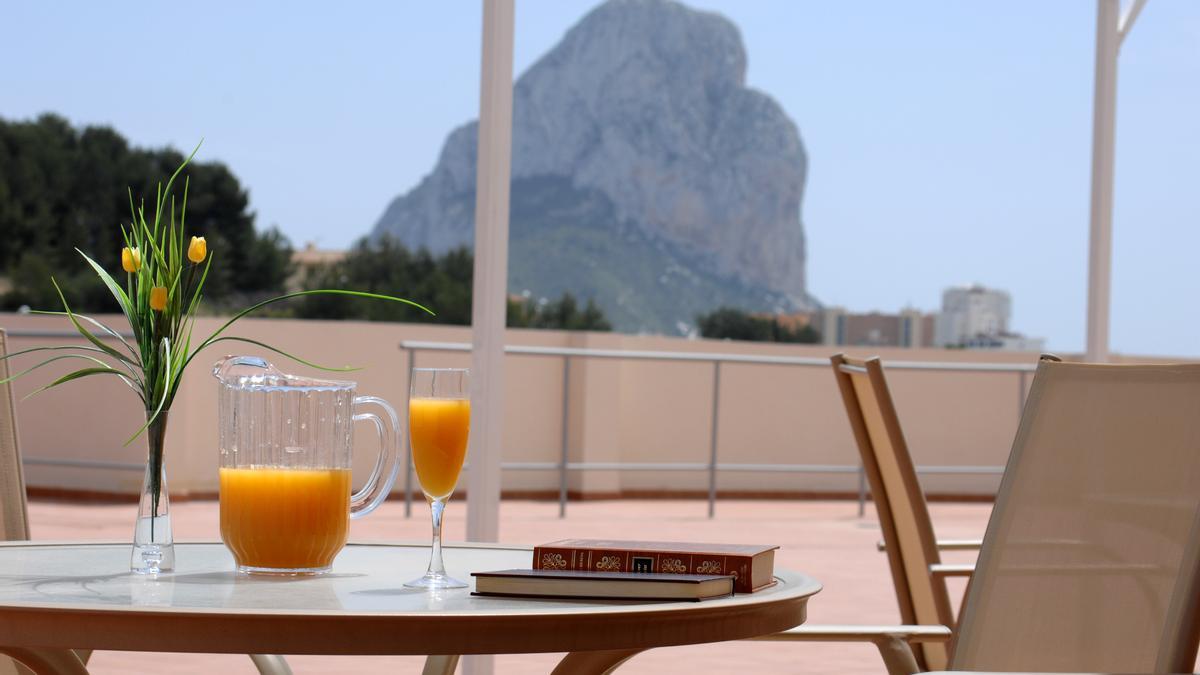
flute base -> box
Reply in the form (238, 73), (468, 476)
(404, 571), (468, 590)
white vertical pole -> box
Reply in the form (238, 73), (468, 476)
(463, 1), (513, 673)
(1119, 0), (1149, 45)
(1085, 0), (1121, 363)
(467, 0), (513, 547)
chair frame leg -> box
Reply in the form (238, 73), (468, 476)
(872, 636), (922, 675)
(249, 654), (293, 675)
(422, 654), (460, 675)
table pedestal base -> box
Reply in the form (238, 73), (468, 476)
(0, 647), (87, 675)
(0, 649), (643, 675)
(0, 650), (297, 675)
(422, 649), (642, 675)
(552, 648), (643, 675)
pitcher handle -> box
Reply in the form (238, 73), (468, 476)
(349, 396), (401, 520)
(212, 355), (280, 381)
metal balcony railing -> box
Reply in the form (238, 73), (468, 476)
(8, 328), (1032, 518)
(399, 340), (1032, 519)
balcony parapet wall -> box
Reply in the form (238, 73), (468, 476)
(4, 312), (1138, 501)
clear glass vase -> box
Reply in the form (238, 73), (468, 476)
(131, 410), (174, 574)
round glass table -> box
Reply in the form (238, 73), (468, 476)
(0, 541), (820, 674)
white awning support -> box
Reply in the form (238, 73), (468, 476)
(467, 0), (514, 546)
(1118, 0), (1148, 45)
(1085, 0), (1147, 363)
(462, 3), (514, 674)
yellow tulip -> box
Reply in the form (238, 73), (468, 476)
(121, 247), (142, 273)
(149, 286), (168, 312)
(187, 236), (207, 264)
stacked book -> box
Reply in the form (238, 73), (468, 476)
(472, 539), (778, 601)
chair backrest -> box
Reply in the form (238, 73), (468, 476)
(0, 329), (31, 541)
(830, 354), (953, 670)
(952, 357), (1200, 673)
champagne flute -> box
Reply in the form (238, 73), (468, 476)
(405, 368), (471, 589)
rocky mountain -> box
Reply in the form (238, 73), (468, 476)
(371, 0), (817, 333)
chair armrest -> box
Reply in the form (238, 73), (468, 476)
(748, 624), (951, 675)
(929, 563), (974, 581)
(749, 624), (953, 643)
(935, 539), (983, 551)
(877, 539), (983, 552)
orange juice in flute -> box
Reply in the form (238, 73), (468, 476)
(410, 398), (471, 499)
(405, 368), (471, 590)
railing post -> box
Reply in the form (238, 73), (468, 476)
(559, 356), (570, 518)
(390, 340), (1025, 513)
(1017, 370), (1028, 418)
(404, 347), (415, 518)
(857, 465), (867, 517)
(707, 361), (721, 519)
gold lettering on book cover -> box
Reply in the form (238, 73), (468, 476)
(696, 559), (724, 575)
(595, 555), (622, 571)
(660, 557), (688, 573)
(541, 552), (567, 570)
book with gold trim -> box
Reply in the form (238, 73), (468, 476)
(471, 569), (734, 601)
(532, 539), (778, 593)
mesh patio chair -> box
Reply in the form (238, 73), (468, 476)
(751, 355), (1200, 674)
(0, 330), (30, 548)
(0, 328), (44, 675)
(827, 354), (975, 670)
(0, 329), (293, 675)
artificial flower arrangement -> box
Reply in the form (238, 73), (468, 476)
(1, 146), (428, 572)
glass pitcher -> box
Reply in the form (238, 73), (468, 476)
(213, 356), (400, 575)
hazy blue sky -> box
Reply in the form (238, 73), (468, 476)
(3, 1), (1198, 356)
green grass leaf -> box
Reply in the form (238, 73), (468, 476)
(184, 254), (213, 319)
(25, 367), (141, 401)
(28, 310), (141, 366)
(182, 289), (433, 373)
(126, 337), (174, 446)
(156, 142), (200, 224)
(197, 336), (362, 373)
(1, 353), (117, 385)
(48, 278), (140, 370)
(0, 344), (143, 389)
(75, 248), (139, 339)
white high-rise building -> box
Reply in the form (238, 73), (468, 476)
(935, 284), (1012, 347)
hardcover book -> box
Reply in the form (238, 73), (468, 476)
(471, 569), (734, 601)
(532, 539), (778, 593)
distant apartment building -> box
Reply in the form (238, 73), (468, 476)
(807, 307), (936, 348)
(288, 242), (348, 292)
(935, 284), (1044, 351)
(935, 284), (1010, 346)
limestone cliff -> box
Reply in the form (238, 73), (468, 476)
(372, 0), (816, 332)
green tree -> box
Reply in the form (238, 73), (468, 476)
(696, 307), (819, 344)
(0, 113), (293, 311)
(296, 238), (471, 324)
(508, 292), (612, 331)
(298, 237), (611, 331)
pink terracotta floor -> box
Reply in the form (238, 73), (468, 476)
(26, 498), (989, 674)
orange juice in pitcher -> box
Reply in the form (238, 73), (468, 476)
(219, 467), (352, 571)
(213, 356), (401, 574)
